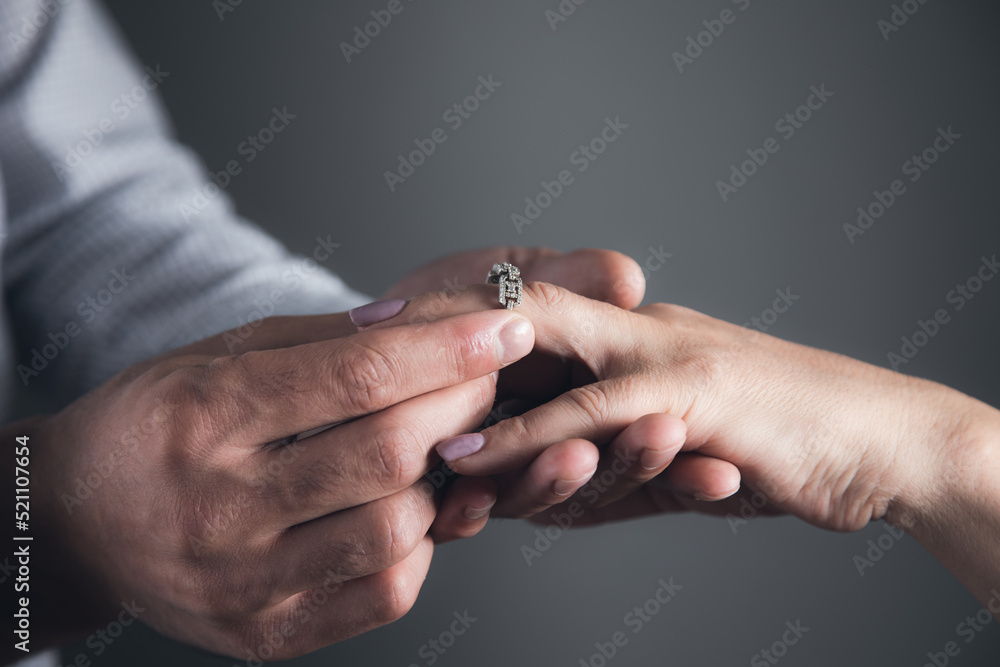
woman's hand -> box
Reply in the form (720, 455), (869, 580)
(374, 281), (1000, 610)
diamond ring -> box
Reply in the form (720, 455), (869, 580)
(485, 262), (522, 310)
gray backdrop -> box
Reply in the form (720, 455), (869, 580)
(68, 0), (1000, 665)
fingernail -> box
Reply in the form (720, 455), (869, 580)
(497, 318), (533, 366)
(464, 498), (496, 521)
(694, 484), (740, 503)
(437, 433), (485, 462)
(490, 371), (499, 385)
(553, 469), (596, 497)
(349, 299), (407, 327)
(640, 448), (674, 471)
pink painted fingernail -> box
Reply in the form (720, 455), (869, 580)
(437, 433), (485, 462)
(349, 299), (407, 327)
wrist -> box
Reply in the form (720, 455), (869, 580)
(882, 379), (969, 529)
(884, 383), (1000, 601)
(3, 414), (110, 660)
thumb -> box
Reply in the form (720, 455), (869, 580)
(366, 281), (630, 378)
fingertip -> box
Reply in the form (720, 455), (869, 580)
(694, 463), (742, 501)
(656, 455), (742, 502)
(464, 487), (498, 521)
(541, 439), (600, 493)
(432, 476), (497, 543)
(659, 413), (688, 449)
(498, 317), (535, 366)
(567, 249), (646, 308)
(618, 413), (687, 471)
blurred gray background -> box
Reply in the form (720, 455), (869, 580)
(68, 0), (1000, 665)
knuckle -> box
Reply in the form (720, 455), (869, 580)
(375, 500), (422, 563)
(402, 290), (453, 325)
(161, 359), (253, 445)
(330, 341), (396, 414)
(495, 413), (538, 451)
(228, 616), (276, 659)
(157, 367), (213, 432)
(524, 280), (568, 313)
(564, 384), (615, 428)
(369, 566), (420, 626)
(671, 344), (724, 398)
(367, 426), (425, 490)
(185, 563), (271, 622)
(323, 531), (374, 580)
(323, 502), (419, 581)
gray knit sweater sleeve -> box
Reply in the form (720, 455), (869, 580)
(0, 0), (368, 414)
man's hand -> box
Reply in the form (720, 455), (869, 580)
(21, 308), (534, 661)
